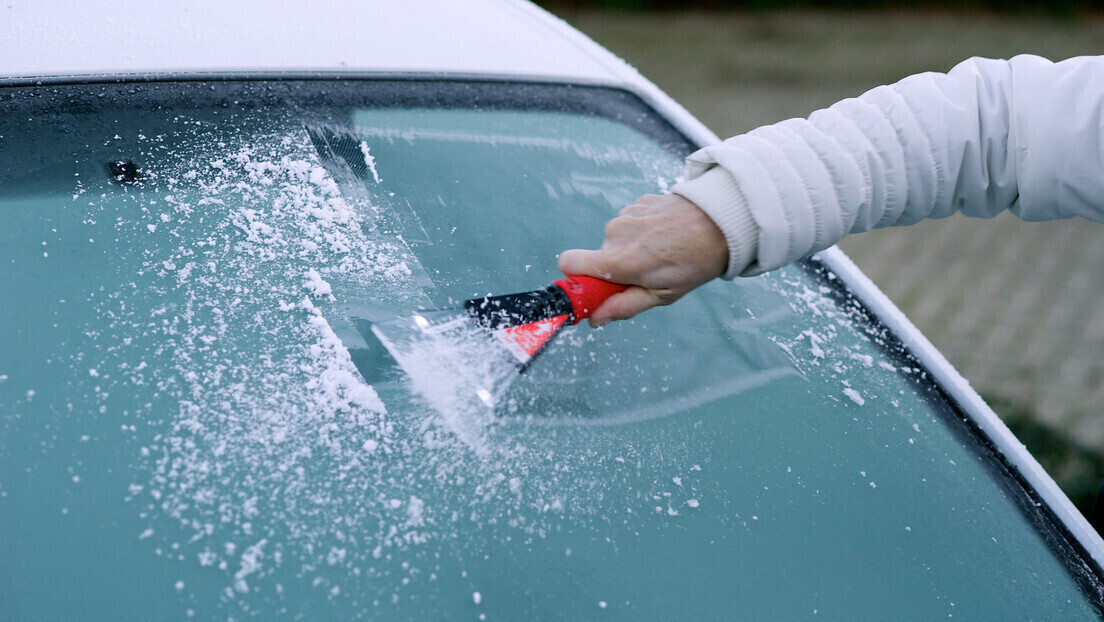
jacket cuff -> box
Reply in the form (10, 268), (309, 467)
(671, 166), (760, 280)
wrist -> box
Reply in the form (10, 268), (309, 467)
(672, 167), (759, 279)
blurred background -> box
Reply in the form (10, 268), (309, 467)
(539, 1), (1104, 519)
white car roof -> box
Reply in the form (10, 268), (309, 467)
(0, 0), (635, 85)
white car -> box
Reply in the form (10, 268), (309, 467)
(2, 1), (1102, 619)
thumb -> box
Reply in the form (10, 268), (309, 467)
(587, 286), (661, 327)
(558, 249), (612, 281)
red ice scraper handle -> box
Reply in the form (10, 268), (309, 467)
(463, 276), (629, 330)
(551, 276), (629, 325)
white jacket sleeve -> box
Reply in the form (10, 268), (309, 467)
(671, 54), (1104, 278)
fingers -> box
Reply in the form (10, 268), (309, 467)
(558, 247), (662, 325)
(626, 193), (665, 208)
(587, 287), (662, 327)
(558, 193), (729, 327)
(558, 210), (650, 282)
(557, 248), (613, 281)
(616, 196), (663, 217)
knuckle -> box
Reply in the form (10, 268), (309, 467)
(604, 215), (636, 238)
(617, 204), (645, 217)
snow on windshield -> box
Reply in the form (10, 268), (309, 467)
(52, 108), (909, 606)
(85, 121), (419, 600)
(5, 85), (1098, 620)
(57, 111), (718, 612)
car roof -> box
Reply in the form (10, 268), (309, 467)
(0, 0), (636, 85)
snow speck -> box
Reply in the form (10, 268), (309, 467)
(843, 387), (865, 406)
(304, 268), (334, 300)
(472, 591), (482, 605)
(233, 539), (268, 594)
(406, 496), (426, 527)
(686, 499), (700, 508)
(851, 352), (874, 367)
(359, 141), (382, 184)
(801, 330), (826, 359)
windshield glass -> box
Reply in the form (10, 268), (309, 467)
(1, 80), (1101, 620)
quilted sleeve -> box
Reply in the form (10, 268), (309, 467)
(672, 54), (1104, 278)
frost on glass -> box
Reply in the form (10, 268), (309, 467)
(345, 108), (800, 430)
(1, 84), (1100, 621)
(1, 101), (439, 618)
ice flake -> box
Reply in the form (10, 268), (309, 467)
(843, 387), (865, 406)
(359, 141), (382, 184)
(233, 539), (268, 594)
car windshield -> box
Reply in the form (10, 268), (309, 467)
(1, 80), (1101, 620)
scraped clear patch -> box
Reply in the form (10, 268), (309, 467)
(371, 309), (522, 451)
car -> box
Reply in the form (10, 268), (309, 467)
(2, 1), (1103, 620)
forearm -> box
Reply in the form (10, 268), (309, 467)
(674, 54), (1104, 278)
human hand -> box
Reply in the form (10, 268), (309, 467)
(558, 193), (728, 326)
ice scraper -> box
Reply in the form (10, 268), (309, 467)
(370, 276), (628, 411)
